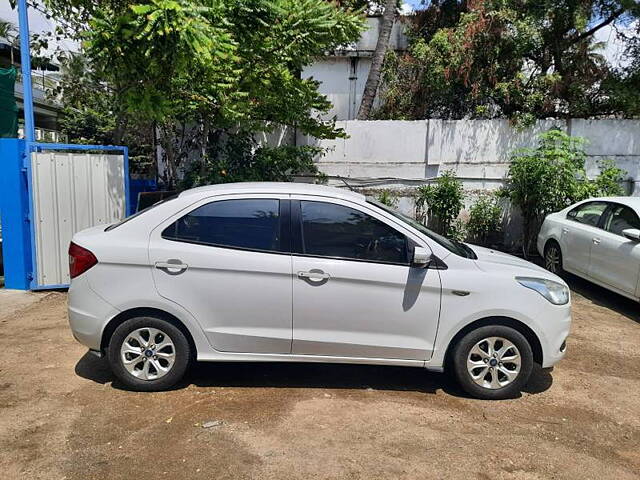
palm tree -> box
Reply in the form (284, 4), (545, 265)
(0, 19), (18, 65)
(356, 0), (397, 119)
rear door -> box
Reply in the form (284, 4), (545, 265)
(149, 194), (293, 354)
(561, 201), (609, 274)
(588, 203), (640, 295)
(290, 197), (441, 360)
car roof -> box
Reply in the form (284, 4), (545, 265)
(584, 196), (640, 210)
(178, 182), (366, 203)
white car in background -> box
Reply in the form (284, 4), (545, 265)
(538, 197), (640, 300)
(68, 183), (571, 400)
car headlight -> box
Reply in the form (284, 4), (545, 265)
(516, 277), (569, 305)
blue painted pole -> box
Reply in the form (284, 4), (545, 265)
(0, 139), (33, 290)
(17, 0), (36, 143)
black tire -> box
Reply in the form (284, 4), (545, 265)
(544, 240), (564, 276)
(451, 325), (534, 400)
(107, 316), (191, 391)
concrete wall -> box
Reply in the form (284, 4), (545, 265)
(302, 16), (409, 120)
(296, 118), (640, 247)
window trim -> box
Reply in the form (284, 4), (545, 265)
(160, 197), (291, 255)
(291, 199), (412, 267)
(566, 201), (609, 229)
(600, 202), (640, 238)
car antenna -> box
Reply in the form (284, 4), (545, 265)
(338, 176), (356, 192)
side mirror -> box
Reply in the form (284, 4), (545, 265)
(412, 246), (432, 267)
(622, 228), (640, 241)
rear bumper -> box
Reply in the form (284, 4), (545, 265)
(68, 276), (119, 351)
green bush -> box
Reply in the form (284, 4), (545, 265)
(415, 170), (464, 237)
(503, 129), (628, 255)
(376, 189), (399, 208)
(467, 193), (503, 246)
(503, 129), (589, 255)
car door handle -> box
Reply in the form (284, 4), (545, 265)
(592, 237), (601, 245)
(562, 228), (569, 234)
(155, 261), (189, 273)
(297, 270), (330, 281)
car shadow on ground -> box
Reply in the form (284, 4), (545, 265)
(75, 353), (553, 400)
(563, 272), (640, 324)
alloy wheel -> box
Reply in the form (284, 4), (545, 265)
(120, 327), (176, 380)
(466, 337), (522, 390)
(545, 245), (561, 273)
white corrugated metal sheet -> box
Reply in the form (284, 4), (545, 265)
(31, 152), (125, 286)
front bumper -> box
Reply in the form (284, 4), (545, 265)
(539, 303), (572, 368)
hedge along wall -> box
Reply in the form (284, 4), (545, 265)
(294, 119), (640, 248)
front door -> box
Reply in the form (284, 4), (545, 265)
(290, 198), (441, 360)
(561, 201), (609, 274)
(588, 203), (640, 295)
(149, 195), (293, 354)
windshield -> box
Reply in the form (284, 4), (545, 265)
(368, 199), (476, 259)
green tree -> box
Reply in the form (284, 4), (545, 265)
(375, 0), (640, 122)
(45, 0), (366, 187)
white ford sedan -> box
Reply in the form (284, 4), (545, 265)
(538, 197), (640, 301)
(69, 183), (571, 399)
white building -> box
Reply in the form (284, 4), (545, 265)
(302, 16), (409, 120)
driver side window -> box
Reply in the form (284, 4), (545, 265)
(299, 201), (409, 264)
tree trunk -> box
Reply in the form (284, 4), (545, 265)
(356, 0), (397, 120)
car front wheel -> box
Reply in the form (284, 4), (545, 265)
(452, 325), (534, 400)
(108, 316), (191, 391)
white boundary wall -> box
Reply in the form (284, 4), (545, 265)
(298, 119), (640, 195)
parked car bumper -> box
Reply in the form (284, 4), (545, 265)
(539, 303), (572, 368)
(68, 276), (119, 351)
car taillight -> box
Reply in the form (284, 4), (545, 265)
(69, 242), (98, 279)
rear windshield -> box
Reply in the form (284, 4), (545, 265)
(105, 195), (178, 231)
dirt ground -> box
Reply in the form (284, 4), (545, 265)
(1, 275), (639, 480)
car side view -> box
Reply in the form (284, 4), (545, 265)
(68, 183), (571, 400)
(538, 197), (640, 301)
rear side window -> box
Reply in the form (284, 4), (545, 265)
(163, 199), (282, 252)
(602, 204), (640, 236)
(566, 202), (608, 227)
(299, 201), (408, 264)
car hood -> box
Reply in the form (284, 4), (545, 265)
(470, 244), (558, 278)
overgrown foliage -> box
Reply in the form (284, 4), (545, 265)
(466, 193), (502, 246)
(181, 134), (323, 187)
(375, 0), (640, 123)
(42, 0), (366, 187)
(502, 129), (627, 255)
(415, 170), (464, 237)
(376, 188), (400, 207)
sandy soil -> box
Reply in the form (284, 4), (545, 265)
(1, 275), (639, 480)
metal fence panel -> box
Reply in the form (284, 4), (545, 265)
(31, 151), (125, 286)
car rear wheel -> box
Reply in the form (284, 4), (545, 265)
(108, 317), (191, 391)
(452, 325), (534, 400)
(544, 241), (564, 276)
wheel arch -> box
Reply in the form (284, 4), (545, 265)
(101, 307), (197, 359)
(443, 316), (543, 369)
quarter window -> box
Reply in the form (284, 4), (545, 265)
(163, 199), (282, 252)
(566, 202), (608, 227)
(300, 201), (408, 264)
(602, 205), (640, 236)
